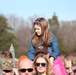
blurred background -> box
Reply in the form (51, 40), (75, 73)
(0, 0), (76, 58)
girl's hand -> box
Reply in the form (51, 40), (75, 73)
(49, 57), (54, 66)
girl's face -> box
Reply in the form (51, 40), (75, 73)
(35, 57), (47, 74)
(34, 24), (42, 37)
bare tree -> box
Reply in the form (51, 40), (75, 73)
(57, 21), (76, 50)
(7, 15), (30, 30)
(14, 25), (32, 51)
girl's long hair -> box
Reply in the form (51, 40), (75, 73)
(32, 17), (52, 47)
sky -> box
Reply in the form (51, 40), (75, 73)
(0, 0), (76, 21)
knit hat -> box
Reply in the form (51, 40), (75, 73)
(72, 56), (76, 66)
(35, 45), (48, 56)
(1, 58), (13, 70)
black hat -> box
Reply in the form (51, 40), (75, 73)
(35, 45), (48, 56)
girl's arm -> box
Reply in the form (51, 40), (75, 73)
(28, 41), (35, 60)
(49, 35), (60, 59)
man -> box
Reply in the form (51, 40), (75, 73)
(64, 52), (73, 75)
(2, 59), (15, 75)
(18, 58), (34, 75)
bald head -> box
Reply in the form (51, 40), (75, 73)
(18, 58), (33, 69)
(18, 58), (34, 75)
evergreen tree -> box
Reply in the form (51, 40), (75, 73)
(48, 12), (59, 34)
(0, 15), (15, 51)
(48, 12), (59, 26)
(48, 12), (59, 29)
(51, 12), (59, 26)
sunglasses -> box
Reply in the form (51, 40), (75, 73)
(65, 67), (70, 69)
(34, 21), (41, 25)
(19, 68), (33, 72)
(3, 70), (12, 73)
(35, 63), (47, 67)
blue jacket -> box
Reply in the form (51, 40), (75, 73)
(28, 34), (59, 60)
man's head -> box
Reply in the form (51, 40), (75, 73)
(18, 58), (34, 75)
(64, 58), (73, 74)
(1, 58), (14, 75)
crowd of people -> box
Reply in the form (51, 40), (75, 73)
(0, 51), (76, 75)
(0, 17), (76, 75)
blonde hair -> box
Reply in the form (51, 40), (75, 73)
(33, 53), (53, 75)
(32, 17), (51, 47)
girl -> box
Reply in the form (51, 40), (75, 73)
(28, 17), (66, 75)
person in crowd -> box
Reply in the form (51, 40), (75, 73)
(33, 53), (54, 75)
(64, 52), (74, 75)
(0, 51), (15, 75)
(13, 55), (28, 75)
(28, 17), (66, 75)
(18, 58), (34, 75)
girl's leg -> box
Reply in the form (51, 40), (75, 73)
(52, 56), (66, 75)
